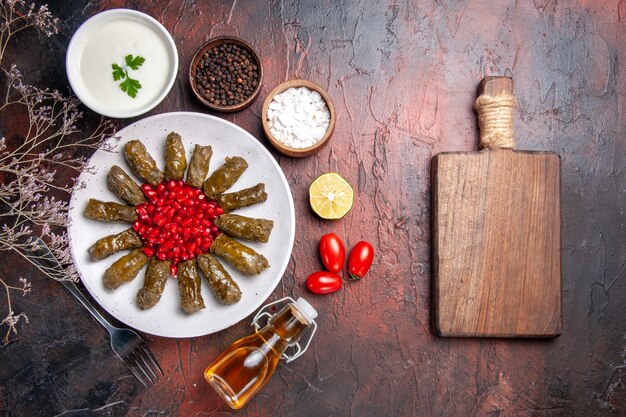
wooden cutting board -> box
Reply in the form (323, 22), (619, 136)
(431, 76), (562, 338)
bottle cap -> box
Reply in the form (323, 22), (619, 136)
(295, 297), (318, 322)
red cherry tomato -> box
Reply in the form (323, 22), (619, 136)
(306, 271), (342, 294)
(347, 241), (374, 280)
(319, 233), (345, 273)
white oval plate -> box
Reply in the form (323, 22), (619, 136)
(68, 112), (295, 338)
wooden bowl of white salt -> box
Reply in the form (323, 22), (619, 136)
(261, 79), (336, 158)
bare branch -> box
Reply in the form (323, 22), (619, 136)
(0, 0), (116, 345)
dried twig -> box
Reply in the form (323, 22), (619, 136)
(0, 0), (116, 346)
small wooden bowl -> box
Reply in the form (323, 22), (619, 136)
(261, 79), (336, 157)
(189, 36), (263, 113)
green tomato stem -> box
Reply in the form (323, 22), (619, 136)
(349, 272), (361, 280)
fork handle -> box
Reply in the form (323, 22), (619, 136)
(60, 279), (116, 334)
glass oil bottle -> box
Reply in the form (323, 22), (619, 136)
(204, 297), (318, 409)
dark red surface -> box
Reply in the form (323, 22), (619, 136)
(1, 1), (625, 416)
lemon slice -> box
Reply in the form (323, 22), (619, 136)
(309, 172), (354, 219)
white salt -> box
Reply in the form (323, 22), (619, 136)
(266, 86), (330, 149)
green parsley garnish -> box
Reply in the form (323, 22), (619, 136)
(111, 54), (145, 98)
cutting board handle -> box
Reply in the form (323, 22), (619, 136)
(475, 76), (516, 150)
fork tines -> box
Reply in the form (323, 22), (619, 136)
(126, 344), (164, 387)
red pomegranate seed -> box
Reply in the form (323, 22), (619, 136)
(133, 181), (224, 268)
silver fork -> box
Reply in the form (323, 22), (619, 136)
(31, 239), (163, 387)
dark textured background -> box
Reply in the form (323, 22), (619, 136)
(1, 0), (625, 416)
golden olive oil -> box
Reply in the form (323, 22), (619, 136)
(205, 300), (316, 409)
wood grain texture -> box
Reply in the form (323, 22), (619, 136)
(0, 1), (625, 416)
(432, 148), (562, 337)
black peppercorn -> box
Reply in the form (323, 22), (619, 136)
(194, 41), (260, 108)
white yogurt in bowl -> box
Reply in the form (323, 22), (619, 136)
(66, 9), (178, 118)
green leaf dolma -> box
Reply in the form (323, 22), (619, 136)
(217, 183), (267, 213)
(214, 214), (274, 243)
(197, 254), (241, 304)
(210, 234), (269, 275)
(164, 132), (187, 180)
(137, 258), (170, 309)
(185, 144), (212, 188)
(103, 249), (149, 289)
(123, 139), (164, 186)
(203, 156), (248, 200)
(88, 228), (142, 260)
(177, 260), (205, 313)
(84, 199), (137, 223)
(106, 165), (146, 206)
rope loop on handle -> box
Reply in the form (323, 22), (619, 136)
(474, 94), (516, 149)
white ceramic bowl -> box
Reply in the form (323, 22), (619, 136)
(66, 9), (178, 118)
